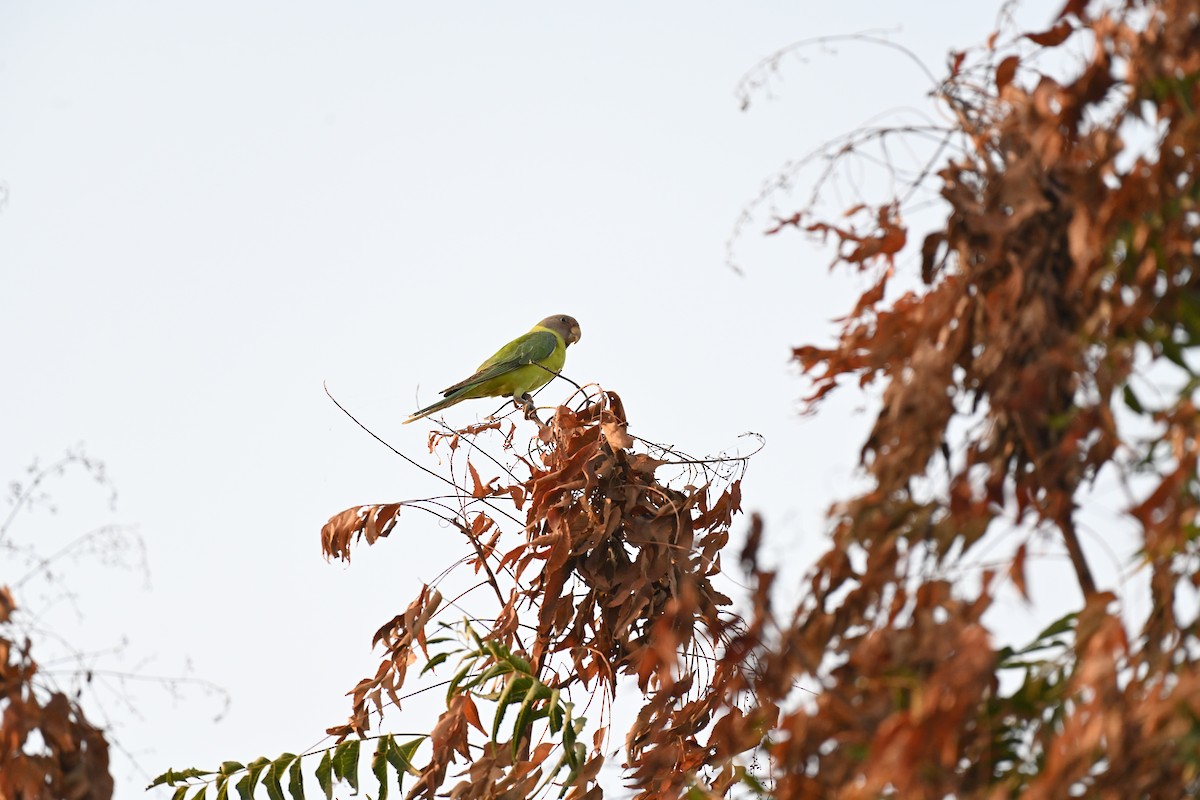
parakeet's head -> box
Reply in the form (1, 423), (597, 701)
(539, 314), (581, 346)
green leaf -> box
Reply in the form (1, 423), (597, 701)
(288, 755), (305, 800)
(148, 768), (214, 789)
(386, 738), (424, 777)
(146, 772), (172, 790)
(1031, 612), (1077, 645)
(547, 689), (563, 733)
(419, 651), (450, 676)
(736, 764), (769, 794)
(481, 640), (508, 662)
(491, 675), (533, 741)
(466, 623), (485, 649)
(236, 758), (271, 800)
(512, 684), (540, 757)
(460, 663), (513, 697)
(219, 762), (246, 777)
(371, 737), (390, 800)
(504, 651), (533, 675)
(447, 656), (482, 700)
(1160, 334), (1193, 373)
(315, 751), (333, 800)
(333, 740), (361, 795)
(383, 737), (424, 794)
(172, 787), (189, 800)
(1000, 613), (1077, 668)
(561, 714), (583, 767)
(215, 776), (230, 800)
(264, 754), (297, 800)
(190, 787), (209, 800)
(569, 743), (587, 778)
(1123, 383), (1145, 414)
(467, 662), (512, 693)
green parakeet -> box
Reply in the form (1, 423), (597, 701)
(404, 314), (582, 424)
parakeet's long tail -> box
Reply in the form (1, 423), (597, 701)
(402, 390), (469, 425)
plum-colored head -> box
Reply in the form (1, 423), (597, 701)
(539, 314), (581, 345)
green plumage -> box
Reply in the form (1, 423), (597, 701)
(404, 315), (581, 425)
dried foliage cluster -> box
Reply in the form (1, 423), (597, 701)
(157, 390), (754, 799)
(0, 590), (113, 800)
(153, 0), (1200, 797)
(754, 0), (1200, 795)
(1, 454), (119, 800)
(326, 391), (751, 799)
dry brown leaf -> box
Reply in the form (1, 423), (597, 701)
(0, 586), (14, 624)
(601, 420), (633, 450)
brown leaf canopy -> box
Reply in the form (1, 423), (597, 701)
(319, 391), (751, 799)
(0, 614), (113, 800)
(742, 0), (1200, 796)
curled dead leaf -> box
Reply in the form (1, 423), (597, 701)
(601, 420), (634, 450)
(0, 586), (14, 623)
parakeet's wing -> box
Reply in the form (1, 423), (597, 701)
(440, 329), (559, 396)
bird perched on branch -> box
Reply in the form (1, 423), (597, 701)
(403, 314), (582, 425)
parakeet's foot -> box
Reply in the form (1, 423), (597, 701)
(515, 393), (544, 425)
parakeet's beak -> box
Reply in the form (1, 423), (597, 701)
(569, 325), (581, 345)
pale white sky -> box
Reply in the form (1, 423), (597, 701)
(1, 2), (1081, 797)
